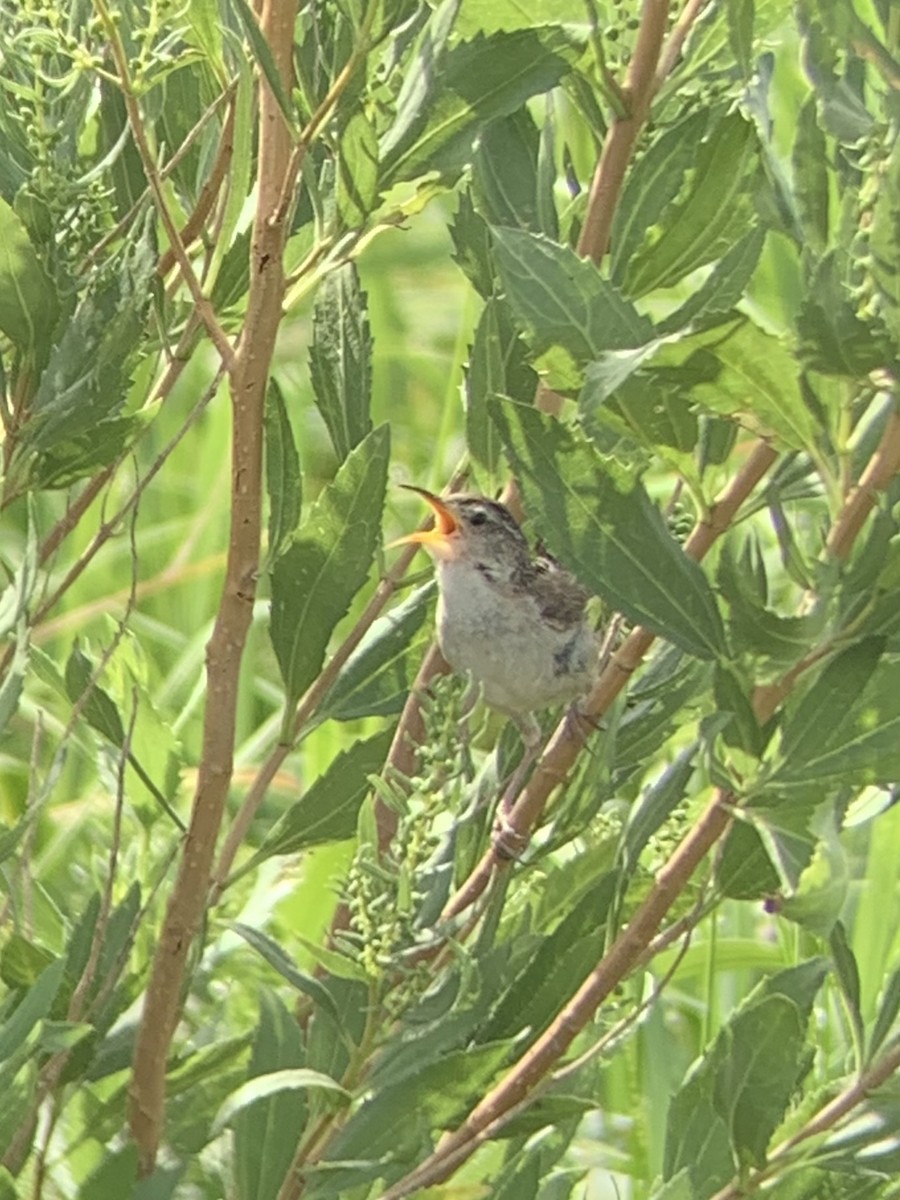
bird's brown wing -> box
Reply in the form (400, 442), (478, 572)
(527, 557), (591, 630)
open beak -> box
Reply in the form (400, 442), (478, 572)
(390, 485), (459, 556)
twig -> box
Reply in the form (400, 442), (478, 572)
(156, 100), (237, 278)
(93, 0), (237, 372)
(826, 405), (900, 560)
(128, 0), (300, 1172)
(577, 0), (671, 264)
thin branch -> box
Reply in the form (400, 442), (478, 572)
(826, 404), (900, 560)
(93, 0), (237, 372)
(656, 0), (713, 85)
(128, 0), (300, 1172)
(577, 0), (670, 264)
(156, 99), (237, 278)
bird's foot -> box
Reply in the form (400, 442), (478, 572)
(491, 809), (528, 861)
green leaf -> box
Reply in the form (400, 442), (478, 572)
(380, 25), (582, 184)
(337, 105), (379, 228)
(65, 645), (125, 746)
(77, 1145), (139, 1200)
(716, 821), (780, 901)
(234, 991), (308, 1200)
(583, 372), (699, 459)
(830, 920), (864, 1061)
(770, 641), (900, 788)
(309, 264), (373, 463)
(792, 95), (829, 253)
(869, 965), (900, 1061)
(480, 876), (616, 1044)
(797, 252), (896, 377)
(492, 228), (653, 374)
(318, 584), (434, 722)
(265, 378), (301, 562)
(611, 111), (710, 284)
(449, 188), (496, 298)
(473, 107), (547, 233)
(465, 297), (537, 472)
(489, 400), (727, 659)
(269, 425), (389, 707)
(714, 664), (765, 755)
(0, 959), (65, 1064)
(623, 113), (761, 297)
(618, 742), (699, 880)
(225, 923), (344, 1030)
(664, 960), (828, 1189)
(727, 0), (755, 76)
(213, 1068), (348, 1136)
(717, 541), (820, 666)
(11, 221), (156, 489)
(656, 229), (765, 335)
(0, 196), (58, 351)
(242, 728), (393, 870)
(868, 136), (900, 351)
(668, 317), (819, 452)
(321, 1039), (516, 1190)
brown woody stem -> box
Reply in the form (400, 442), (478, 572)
(128, 0), (300, 1172)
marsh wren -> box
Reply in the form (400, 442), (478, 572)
(395, 487), (597, 840)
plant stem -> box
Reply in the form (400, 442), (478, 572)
(127, 0), (300, 1172)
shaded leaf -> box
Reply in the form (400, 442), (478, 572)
(213, 1068), (347, 1136)
(0, 196), (58, 351)
(337, 106), (379, 228)
(656, 229), (765, 335)
(718, 542), (820, 666)
(662, 317), (819, 452)
(265, 378), (301, 562)
(381, 25), (582, 184)
(11, 221), (155, 489)
(492, 227), (653, 374)
(770, 640), (900, 788)
(318, 584), (434, 722)
(309, 264), (373, 463)
(234, 990), (307, 1200)
(0, 959), (65, 1064)
(227, 0), (296, 131)
(664, 960), (827, 1191)
(270, 425), (389, 707)
(225, 922), (344, 1030)
(243, 728), (393, 869)
(465, 296), (537, 471)
(490, 400), (727, 658)
(473, 107), (547, 233)
(611, 110), (710, 283)
(624, 113), (761, 297)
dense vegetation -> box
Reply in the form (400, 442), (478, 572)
(1, 0), (900, 1197)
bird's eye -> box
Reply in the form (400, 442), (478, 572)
(468, 509), (488, 527)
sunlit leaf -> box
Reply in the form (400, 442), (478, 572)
(490, 399), (727, 658)
(309, 264), (374, 464)
(270, 425), (389, 707)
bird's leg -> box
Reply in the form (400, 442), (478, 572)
(492, 713), (542, 860)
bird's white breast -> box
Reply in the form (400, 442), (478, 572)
(434, 559), (595, 716)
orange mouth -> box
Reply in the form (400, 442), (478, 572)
(390, 486), (459, 555)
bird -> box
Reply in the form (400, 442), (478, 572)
(394, 486), (598, 846)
